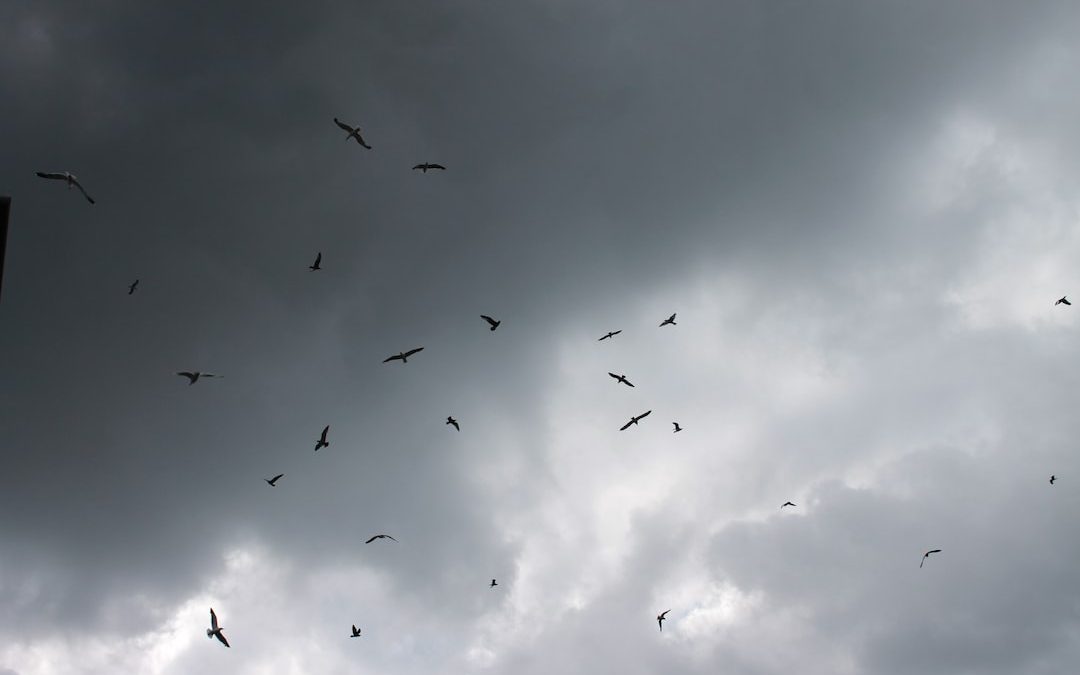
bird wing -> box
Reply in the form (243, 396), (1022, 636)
(430, 164), (446, 170)
(383, 354), (402, 363)
(210, 608), (219, 630)
(608, 372), (620, 380)
(35, 171), (67, 180)
(619, 419), (634, 431)
(71, 178), (95, 204)
(271, 473), (284, 483)
(314, 252), (322, 265)
(334, 118), (354, 132)
(216, 631), (230, 648)
(412, 164), (425, 170)
(403, 347), (424, 357)
(177, 372), (196, 381)
(639, 410), (652, 419)
(320, 425), (330, 441)
(365, 535), (379, 543)
(352, 624), (359, 634)
(481, 315), (497, 327)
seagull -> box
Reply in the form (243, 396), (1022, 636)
(608, 372), (635, 388)
(177, 372), (221, 385)
(1055, 296), (1071, 306)
(35, 171), (95, 204)
(657, 609), (670, 632)
(446, 416), (460, 431)
(481, 315), (501, 331)
(673, 422), (683, 433)
(265, 473), (284, 487)
(490, 578), (498, 588)
(309, 252), (322, 271)
(350, 625), (362, 638)
(333, 118), (371, 148)
(598, 330), (622, 341)
(207, 608), (229, 648)
(620, 410), (652, 431)
(365, 534), (398, 544)
(314, 425), (330, 451)
(1050, 475), (1057, 485)
(383, 347), (424, 364)
(780, 501), (796, 509)
(920, 549), (942, 568)
(412, 163), (446, 173)
(128, 280), (139, 295)
(659, 313), (677, 327)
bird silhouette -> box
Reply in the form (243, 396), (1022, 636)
(383, 347), (424, 364)
(309, 252), (322, 271)
(608, 372), (635, 388)
(333, 118), (371, 148)
(673, 422), (683, 433)
(412, 163), (446, 172)
(780, 501), (796, 509)
(350, 625), (362, 638)
(128, 280), (139, 295)
(490, 578), (498, 588)
(447, 416), (460, 431)
(36, 171), (95, 204)
(598, 330), (622, 341)
(265, 473), (284, 487)
(177, 371), (220, 385)
(920, 549), (942, 568)
(314, 425), (330, 451)
(481, 315), (501, 331)
(1050, 475), (1057, 485)
(657, 609), (670, 632)
(365, 534), (397, 544)
(620, 410), (652, 430)
(1056, 296), (1071, 306)
(207, 608), (229, 647)
(659, 313), (677, 327)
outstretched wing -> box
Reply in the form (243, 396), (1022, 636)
(412, 164), (425, 170)
(608, 372), (620, 380)
(71, 178), (95, 204)
(36, 171), (68, 180)
(365, 535), (379, 543)
(383, 354), (402, 363)
(334, 118), (353, 132)
(429, 164), (446, 170)
(210, 608), (219, 630)
(177, 371), (196, 382)
(403, 347), (424, 358)
(320, 425), (330, 441)
(619, 419), (634, 431)
(638, 410), (652, 420)
(481, 315), (498, 327)
(215, 631), (230, 648)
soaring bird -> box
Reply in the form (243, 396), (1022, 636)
(481, 315), (501, 331)
(314, 425), (330, 451)
(598, 330), (622, 341)
(412, 163), (446, 173)
(657, 610), (670, 632)
(1055, 296), (1071, 306)
(128, 280), (139, 295)
(620, 410), (652, 431)
(490, 579), (498, 588)
(265, 473), (284, 487)
(207, 608), (229, 647)
(659, 313), (677, 327)
(333, 118), (371, 148)
(780, 501), (796, 509)
(1050, 475), (1057, 485)
(350, 625), (362, 638)
(35, 171), (95, 204)
(446, 416), (460, 431)
(608, 372), (635, 388)
(309, 252), (322, 271)
(365, 534), (398, 544)
(383, 347), (424, 364)
(920, 549), (942, 568)
(177, 371), (221, 385)
(672, 422), (683, 433)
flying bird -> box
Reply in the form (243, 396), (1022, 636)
(177, 371), (221, 385)
(620, 410), (652, 431)
(657, 610), (670, 632)
(412, 163), (446, 172)
(780, 501), (796, 509)
(365, 534), (398, 544)
(383, 347), (424, 364)
(1056, 296), (1071, 306)
(265, 473), (284, 487)
(35, 171), (95, 204)
(207, 608), (229, 648)
(314, 425), (330, 451)
(490, 579), (498, 588)
(350, 625), (362, 638)
(673, 422), (683, 433)
(481, 315), (501, 331)
(659, 313), (677, 327)
(333, 118), (371, 148)
(446, 416), (460, 431)
(128, 280), (139, 295)
(309, 252), (322, 271)
(920, 549), (942, 568)
(598, 330), (622, 341)
(608, 372), (635, 388)
(1050, 474), (1057, 485)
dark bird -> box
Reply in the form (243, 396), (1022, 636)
(265, 473), (284, 487)
(1056, 296), (1071, 306)
(314, 425), (330, 451)
(659, 313), (677, 327)
(608, 372), (635, 388)
(920, 549), (942, 568)
(490, 579), (498, 588)
(36, 171), (95, 204)
(412, 163), (446, 173)
(207, 608), (229, 648)
(177, 371), (221, 385)
(447, 416), (460, 431)
(598, 330), (622, 341)
(780, 501), (796, 509)
(657, 609), (670, 632)
(350, 625), (362, 638)
(128, 280), (139, 295)
(1050, 474), (1057, 485)
(481, 315), (501, 331)
(309, 252), (322, 271)
(383, 347), (424, 364)
(620, 410), (652, 431)
(333, 118), (371, 148)
(673, 422), (683, 433)
(365, 534), (398, 544)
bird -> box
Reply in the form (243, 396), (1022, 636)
(350, 625), (362, 638)
(657, 609), (670, 632)
(1056, 296), (1071, 306)
(309, 252), (322, 271)
(920, 549), (942, 568)
(481, 315), (501, 331)
(176, 371), (221, 385)
(127, 280), (139, 295)
(608, 372), (635, 388)
(365, 534), (397, 544)
(35, 171), (95, 204)
(673, 422), (683, 433)
(620, 410), (652, 431)
(780, 501), (796, 509)
(265, 473), (284, 487)
(314, 425), (330, 451)
(333, 118), (371, 148)
(207, 608), (229, 648)
(412, 163), (446, 173)
(490, 579), (498, 588)
(1050, 475), (1057, 485)
(446, 416), (460, 431)
(598, 330), (622, 341)
(659, 313), (677, 327)
(383, 347), (424, 364)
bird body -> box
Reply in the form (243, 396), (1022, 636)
(365, 534), (398, 544)
(412, 163), (446, 172)
(207, 608), (229, 647)
(333, 118), (371, 148)
(659, 313), (677, 327)
(620, 410), (652, 431)
(309, 252), (322, 271)
(608, 372), (635, 387)
(920, 549), (942, 568)
(657, 609), (670, 631)
(598, 330), (622, 341)
(265, 473), (284, 487)
(481, 315), (501, 331)
(447, 416), (460, 431)
(383, 347), (424, 363)
(36, 171), (95, 204)
(177, 371), (220, 385)
(314, 425), (330, 451)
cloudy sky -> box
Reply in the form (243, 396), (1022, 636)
(3, 1), (1080, 673)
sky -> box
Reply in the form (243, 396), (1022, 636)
(3, 1), (1080, 673)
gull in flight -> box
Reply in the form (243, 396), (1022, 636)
(265, 473), (284, 486)
(207, 608), (229, 647)
(333, 118), (371, 148)
(673, 422), (683, 433)
(446, 416), (460, 431)
(920, 549), (942, 568)
(598, 330), (622, 341)
(1055, 296), (1071, 306)
(177, 371), (221, 385)
(35, 171), (95, 204)
(309, 252), (322, 271)
(620, 410), (652, 431)
(490, 579), (498, 588)
(412, 163), (446, 173)
(128, 280), (139, 295)
(383, 347), (424, 364)
(659, 313), (677, 327)
(608, 372), (634, 388)
(350, 625), (362, 638)
(481, 315), (501, 331)
(366, 534), (398, 544)
(657, 609), (670, 632)
(314, 425), (330, 451)
(1050, 474), (1057, 485)
(780, 501), (796, 509)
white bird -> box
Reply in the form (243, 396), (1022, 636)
(36, 171), (95, 204)
(333, 118), (372, 148)
(207, 608), (230, 647)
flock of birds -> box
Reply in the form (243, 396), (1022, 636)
(28, 113), (1070, 653)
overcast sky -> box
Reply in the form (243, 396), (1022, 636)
(3, 1), (1080, 674)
